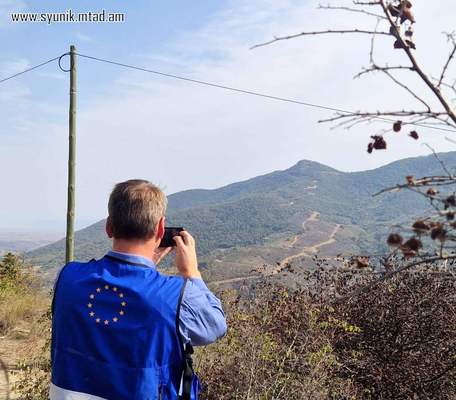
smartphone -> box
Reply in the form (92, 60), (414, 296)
(159, 227), (184, 248)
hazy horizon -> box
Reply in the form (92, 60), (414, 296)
(2, 150), (454, 235)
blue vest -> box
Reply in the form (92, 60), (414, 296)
(51, 255), (200, 399)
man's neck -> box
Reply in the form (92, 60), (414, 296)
(112, 239), (156, 261)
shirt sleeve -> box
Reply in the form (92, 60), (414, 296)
(179, 278), (227, 346)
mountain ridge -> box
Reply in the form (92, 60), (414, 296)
(27, 151), (456, 282)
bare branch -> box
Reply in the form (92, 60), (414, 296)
(354, 65), (414, 79)
(251, 29), (391, 50)
(423, 143), (455, 178)
(378, 66), (431, 110)
(373, 176), (456, 197)
(379, 0), (456, 124)
(438, 32), (456, 88)
(318, 110), (447, 124)
(368, 18), (381, 64)
(317, 4), (387, 19)
(334, 254), (456, 304)
(440, 81), (456, 97)
(353, 1), (382, 5)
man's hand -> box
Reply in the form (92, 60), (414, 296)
(173, 230), (201, 279)
(152, 246), (173, 265)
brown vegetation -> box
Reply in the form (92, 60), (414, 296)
(1, 254), (455, 399)
(0, 253), (49, 399)
(197, 267), (456, 400)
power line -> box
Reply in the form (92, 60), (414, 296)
(0, 55), (61, 84)
(1, 51), (456, 134)
(76, 52), (456, 134)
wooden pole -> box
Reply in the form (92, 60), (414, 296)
(65, 45), (77, 264)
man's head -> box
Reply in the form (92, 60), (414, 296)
(106, 180), (167, 252)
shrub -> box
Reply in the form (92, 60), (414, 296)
(7, 262), (456, 400)
(197, 268), (456, 400)
(0, 253), (47, 335)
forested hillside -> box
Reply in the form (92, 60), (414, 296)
(27, 152), (456, 281)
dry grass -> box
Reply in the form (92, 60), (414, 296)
(0, 253), (50, 400)
(0, 285), (48, 337)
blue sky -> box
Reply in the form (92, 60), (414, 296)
(1, 0), (456, 233)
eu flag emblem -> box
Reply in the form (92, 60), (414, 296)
(86, 284), (127, 326)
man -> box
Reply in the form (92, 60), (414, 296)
(50, 179), (227, 400)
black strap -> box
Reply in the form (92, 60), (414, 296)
(176, 279), (195, 400)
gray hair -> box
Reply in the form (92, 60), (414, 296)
(108, 179), (167, 240)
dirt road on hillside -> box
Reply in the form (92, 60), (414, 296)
(280, 223), (340, 266)
(211, 212), (340, 287)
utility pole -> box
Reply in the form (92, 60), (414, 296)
(65, 45), (77, 264)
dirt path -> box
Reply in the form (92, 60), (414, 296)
(0, 358), (11, 400)
(288, 212), (319, 248)
(211, 213), (340, 287)
(210, 274), (260, 286)
(280, 224), (340, 266)
(0, 337), (17, 399)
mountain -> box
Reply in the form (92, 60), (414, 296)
(27, 152), (456, 283)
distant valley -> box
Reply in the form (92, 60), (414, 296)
(0, 231), (60, 255)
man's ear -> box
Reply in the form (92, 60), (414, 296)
(156, 216), (165, 241)
(106, 216), (113, 239)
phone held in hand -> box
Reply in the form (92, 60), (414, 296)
(159, 227), (184, 248)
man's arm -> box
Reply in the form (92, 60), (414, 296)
(179, 278), (227, 346)
(173, 231), (227, 346)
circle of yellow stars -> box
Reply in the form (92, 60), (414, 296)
(87, 284), (127, 326)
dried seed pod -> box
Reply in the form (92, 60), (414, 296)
(367, 142), (374, 154)
(412, 220), (430, 233)
(393, 120), (403, 132)
(401, 248), (416, 258)
(401, 7), (415, 24)
(387, 233), (403, 247)
(394, 39), (404, 49)
(427, 188), (438, 196)
(406, 39), (416, 50)
(431, 225), (446, 241)
(406, 175), (415, 185)
(409, 130), (419, 140)
(403, 237), (422, 251)
(371, 135), (387, 150)
(446, 195), (456, 207)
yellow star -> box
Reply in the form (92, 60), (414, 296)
(95, 318), (100, 323)
(113, 287), (118, 292)
(112, 317), (118, 322)
(104, 320), (109, 325)
(119, 293), (124, 298)
(96, 288), (101, 293)
(104, 285), (109, 290)
(89, 294), (95, 299)
(119, 310), (124, 316)
(121, 301), (126, 307)
(87, 303), (93, 308)
(89, 311), (95, 317)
